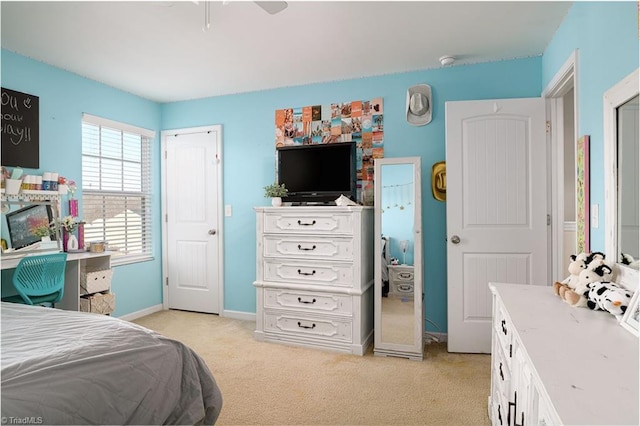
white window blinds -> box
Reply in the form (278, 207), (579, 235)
(81, 114), (155, 265)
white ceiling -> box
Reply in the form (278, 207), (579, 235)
(1, 1), (572, 103)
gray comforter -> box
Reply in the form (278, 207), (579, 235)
(1, 302), (222, 425)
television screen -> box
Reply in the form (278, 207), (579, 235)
(6, 204), (55, 250)
(277, 142), (356, 204)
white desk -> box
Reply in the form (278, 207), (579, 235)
(1, 251), (112, 311)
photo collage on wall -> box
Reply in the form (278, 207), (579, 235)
(275, 98), (384, 203)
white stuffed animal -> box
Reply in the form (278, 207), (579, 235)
(564, 263), (614, 308)
(553, 253), (588, 296)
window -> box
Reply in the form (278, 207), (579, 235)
(81, 114), (155, 265)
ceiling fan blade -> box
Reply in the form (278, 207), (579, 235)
(255, 1), (288, 15)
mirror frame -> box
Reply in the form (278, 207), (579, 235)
(373, 156), (423, 359)
(604, 68), (639, 292)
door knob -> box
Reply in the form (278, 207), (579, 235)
(450, 235), (460, 244)
(208, 229), (217, 235)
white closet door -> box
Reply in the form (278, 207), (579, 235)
(164, 128), (221, 314)
(446, 97), (548, 353)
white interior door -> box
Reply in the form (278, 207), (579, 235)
(446, 98), (548, 353)
(163, 127), (222, 314)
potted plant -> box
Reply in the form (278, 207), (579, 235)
(264, 182), (288, 207)
(52, 215), (82, 251)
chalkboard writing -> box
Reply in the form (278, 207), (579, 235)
(1, 87), (39, 168)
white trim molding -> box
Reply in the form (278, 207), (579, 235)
(543, 49), (579, 282)
(118, 304), (163, 322)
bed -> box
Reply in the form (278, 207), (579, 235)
(1, 302), (222, 425)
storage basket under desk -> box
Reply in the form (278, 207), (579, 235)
(80, 291), (116, 315)
(80, 268), (113, 295)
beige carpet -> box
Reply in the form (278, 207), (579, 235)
(133, 310), (492, 426)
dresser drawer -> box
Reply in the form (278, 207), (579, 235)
(263, 211), (356, 235)
(492, 336), (512, 397)
(264, 288), (353, 315)
(490, 387), (509, 426)
(263, 259), (355, 288)
(388, 266), (414, 298)
(263, 235), (355, 261)
(390, 268), (414, 282)
(494, 302), (512, 363)
(263, 311), (353, 342)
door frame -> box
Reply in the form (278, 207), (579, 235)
(160, 125), (224, 313)
(542, 49), (579, 283)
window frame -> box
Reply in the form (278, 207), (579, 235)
(81, 113), (155, 266)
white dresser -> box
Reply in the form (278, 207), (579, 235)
(489, 283), (638, 426)
(253, 206), (374, 355)
(387, 264), (414, 297)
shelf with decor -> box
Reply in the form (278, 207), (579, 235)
(1, 189), (63, 203)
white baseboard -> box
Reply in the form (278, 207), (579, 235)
(222, 309), (256, 322)
(118, 304), (163, 321)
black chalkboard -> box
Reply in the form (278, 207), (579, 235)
(1, 87), (39, 168)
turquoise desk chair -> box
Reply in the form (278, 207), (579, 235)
(3, 253), (67, 307)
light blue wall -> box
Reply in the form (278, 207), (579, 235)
(542, 1), (639, 251)
(162, 57), (543, 331)
(2, 2), (636, 332)
(0, 50), (164, 317)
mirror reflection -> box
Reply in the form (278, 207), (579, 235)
(617, 94), (639, 269)
(379, 163), (416, 346)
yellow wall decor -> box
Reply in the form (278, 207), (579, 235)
(431, 161), (446, 202)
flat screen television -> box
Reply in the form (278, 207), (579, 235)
(5, 204), (55, 250)
(277, 142), (357, 205)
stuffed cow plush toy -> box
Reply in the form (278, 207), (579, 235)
(585, 281), (633, 320)
(554, 252), (610, 308)
(553, 252), (588, 296)
(562, 263), (614, 307)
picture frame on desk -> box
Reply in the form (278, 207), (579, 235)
(620, 289), (639, 337)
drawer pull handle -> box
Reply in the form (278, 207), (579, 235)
(297, 244), (317, 251)
(399, 273), (412, 279)
(499, 362), (504, 380)
(297, 321), (316, 330)
(297, 269), (316, 276)
(497, 404), (503, 425)
(297, 220), (316, 226)
(297, 297), (317, 304)
(501, 319), (507, 335)
(509, 391), (525, 426)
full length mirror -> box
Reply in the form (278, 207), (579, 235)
(605, 68), (639, 290)
(374, 157), (423, 360)
(617, 94), (639, 264)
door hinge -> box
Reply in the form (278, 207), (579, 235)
(165, 277), (169, 286)
(547, 214), (551, 226)
(546, 120), (551, 133)
(165, 150), (167, 159)
(165, 213), (168, 222)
